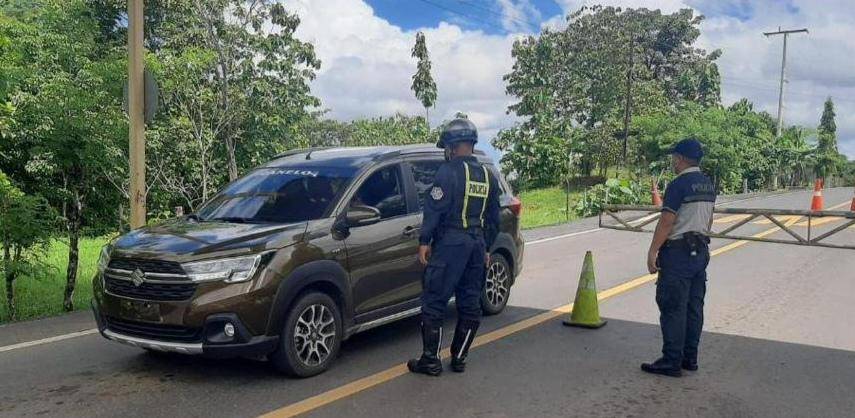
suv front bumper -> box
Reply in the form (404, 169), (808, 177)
(91, 300), (278, 358)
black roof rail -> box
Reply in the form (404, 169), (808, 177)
(273, 146), (334, 159)
(372, 144), (489, 163)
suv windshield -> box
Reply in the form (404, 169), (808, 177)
(196, 166), (355, 223)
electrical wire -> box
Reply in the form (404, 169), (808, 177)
(414, 0), (512, 33)
(456, 0), (542, 30)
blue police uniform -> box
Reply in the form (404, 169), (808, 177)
(651, 139), (716, 375)
(419, 156), (501, 324)
(407, 117), (501, 376)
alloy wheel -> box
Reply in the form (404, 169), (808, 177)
(485, 259), (509, 308)
(293, 304), (336, 367)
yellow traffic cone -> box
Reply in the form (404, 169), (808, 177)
(562, 251), (607, 329)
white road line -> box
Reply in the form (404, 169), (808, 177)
(526, 227), (603, 246)
(0, 328), (98, 353)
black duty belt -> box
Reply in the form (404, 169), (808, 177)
(663, 232), (710, 255)
(442, 226), (484, 236)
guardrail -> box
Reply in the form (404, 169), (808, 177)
(599, 205), (855, 250)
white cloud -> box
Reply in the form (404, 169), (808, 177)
(496, 0), (542, 32)
(281, 0), (524, 160)
(281, 0), (855, 160)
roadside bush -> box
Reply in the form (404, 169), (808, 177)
(573, 178), (646, 217)
(0, 171), (57, 320)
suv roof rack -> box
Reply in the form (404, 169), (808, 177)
(273, 146), (334, 159)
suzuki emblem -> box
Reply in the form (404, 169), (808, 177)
(131, 268), (146, 287)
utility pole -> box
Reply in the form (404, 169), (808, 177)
(620, 35), (634, 169)
(128, 0), (146, 228)
(763, 27), (808, 138)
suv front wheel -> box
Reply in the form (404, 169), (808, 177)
(269, 291), (342, 377)
(481, 253), (511, 315)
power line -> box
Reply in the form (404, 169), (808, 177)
(723, 79), (855, 104)
(456, 0), (542, 30)
(414, 0), (509, 33)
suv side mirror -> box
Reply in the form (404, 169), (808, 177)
(346, 205), (381, 227)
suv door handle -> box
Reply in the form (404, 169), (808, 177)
(402, 226), (420, 237)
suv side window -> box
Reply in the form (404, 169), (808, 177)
(410, 160), (444, 209)
(350, 165), (407, 219)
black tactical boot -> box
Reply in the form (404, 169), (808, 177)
(407, 322), (443, 376)
(681, 358), (698, 371)
(641, 358), (682, 377)
(450, 320), (479, 373)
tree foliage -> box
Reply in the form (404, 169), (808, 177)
(411, 31), (437, 123)
(632, 100), (825, 193)
(0, 171), (57, 319)
(0, 0), (127, 311)
(814, 97), (845, 179)
(496, 5), (721, 187)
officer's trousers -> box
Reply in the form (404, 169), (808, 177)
(656, 244), (709, 366)
(421, 229), (486, 325)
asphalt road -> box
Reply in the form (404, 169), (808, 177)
(1, 188), (853, 418)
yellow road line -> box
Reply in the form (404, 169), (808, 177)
(259, 201), (848, 418)
(713, 214), (752, 224)
(794, 217), (844, 227)
(753, 215), (801, 225)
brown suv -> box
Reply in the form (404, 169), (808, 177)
(91, 145), (524, 377)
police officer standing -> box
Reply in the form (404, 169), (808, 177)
(408, 117), (501, 376)
(642, 138), (716, 378)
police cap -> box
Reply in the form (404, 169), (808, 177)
(671, 138), (704, 161)
(437, 118), (478, 148)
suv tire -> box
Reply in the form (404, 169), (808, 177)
(481, 253), (511, 315)
(269, 291), (342, 377)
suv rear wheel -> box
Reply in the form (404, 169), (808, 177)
(481, 253), (511, 315)
(269, 291), (342, 377)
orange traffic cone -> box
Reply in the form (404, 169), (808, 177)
(849, 188), (855, 212)
(810, 178), (824, 211)
(652, 180), (663, 206)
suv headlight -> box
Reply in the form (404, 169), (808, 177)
(97, 245), (111, 274)
(182, 254), (264, 283)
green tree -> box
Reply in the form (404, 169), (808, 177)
(152, 0), (321, 181)
(634, 100), (778, 193)
(500, 5), (720, 182)
(296, 114), (433, 148)
(0, 0), (127, 310)
(0, 171), (56, 320)
(814, 97), (844, 179)
(411, 31), (437, 125)
(87, 0), (323, 214)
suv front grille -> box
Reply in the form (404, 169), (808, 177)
(105, 316), (202, 343)
(108, 258), (185, 275)
(105, 277), (197, 301)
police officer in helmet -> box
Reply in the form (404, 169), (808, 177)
(642, 138), (716, 377)
(408, 117), (501, 376)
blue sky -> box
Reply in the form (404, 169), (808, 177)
(366, 0), (563, 34)
(285, 0), (855, 159)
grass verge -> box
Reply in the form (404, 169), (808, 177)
(0, 236), (108, 323)
(518, 187), (585, 229)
